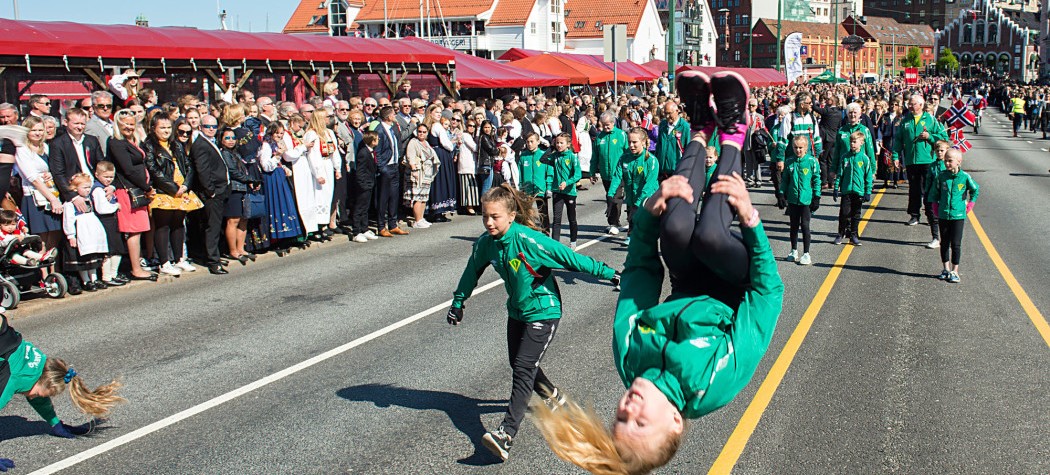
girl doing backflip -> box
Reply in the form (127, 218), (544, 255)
(533, 71), (785, 474)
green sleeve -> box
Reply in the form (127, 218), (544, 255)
(569, 152), (581, 185)
(640, 155), (659, 205)
(833, 156), (842, 192)
(741, 220), (784, 319)
(927, 172), (941, 205)
(529, 231), (614, 279)
(28, 395), (60, 426)
(864, 130), (875, 167)
(864, 153), (874, 195)
(546, 161), (554, 193)
(930, 118), (949, 143)
(451, 239), (490, 309)
(811, 159), (822, 199)
(813, 128), (823, 157)
(589, 138), (599, 176)
(614, 208), (664, 335)
(607, 159), (623, 198)
(968, 175), (979, 203)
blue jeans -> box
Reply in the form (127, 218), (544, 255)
(478, 170), (493, 196)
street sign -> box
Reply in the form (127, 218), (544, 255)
(603, 24), (627, 62)
(905, 67), (918, 85)
(842, 34), (865, 53)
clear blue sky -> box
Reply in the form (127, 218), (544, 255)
(0, 0), (299, 32)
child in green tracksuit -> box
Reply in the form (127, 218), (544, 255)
(0, 314), (125, 469)
(447, 183), (618, 462)
(549, 133), (582, 248)
(780, 135), (822, 265)
(607, 127), (659, 243)
(834, 131), (874, 246)
(518, 133), (553, 232)
(927, 148), (979, 283)
(922, 140), (950, 249)
(534, 70), (783, 474)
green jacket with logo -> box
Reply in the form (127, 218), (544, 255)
(831, 122), (876, 173)
(590, 128), (630, 180)
(452, 222), (616, 322)
(835, 150), (874, 196)
(927, 169), (979, 221)
(779, 153), (821, 206)
(551, 149), (582, 197)
(655, 117), (691, 175)
(1, 336), (60, 426)
(923, 158), (946, 200)
(613, 208), (783, 418)
(892, 112), (948, 166)
(608, 150), (659, 207)
(518, 148), (553, 197)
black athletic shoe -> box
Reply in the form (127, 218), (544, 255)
(482, 426), (513, 461)
(710, 71), (751, 134)
(676, 71), (714, 129)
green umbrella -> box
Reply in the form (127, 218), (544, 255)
(808, 70), (847, 84)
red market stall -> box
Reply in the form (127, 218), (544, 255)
(506, 54), (620, 85)
(402, 38), (568, 88)
(675, 65), (787, 87)
(499, 48), (656, 82)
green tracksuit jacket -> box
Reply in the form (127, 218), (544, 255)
(779, 153), (821, 206)
(590, 129), (629, 180)
(835, 150), (874, 196)
(655, 117), (690, 175)
(518, 148), (553, 197)
(612, 209), (783, 418)
(608, 150), (659, 207)
(927, 169), (979, 221)
(831, 122), (876, 174)
(923, 159), (946, 201)
(892, 112), (948, 166)
(452, 222), (616, 322)
(1, 338), (60, 426)
(551, 149), (582, 197)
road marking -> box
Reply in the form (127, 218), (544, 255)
(1027, 141), (1033, 144)
(969, 213), (1050, 348)
(708, 189), (886, 474)
(28, 235), (613, 474)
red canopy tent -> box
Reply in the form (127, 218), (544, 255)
(498, 48), (655, 82)
(675, 65), (787, 87)
(402, 38), (567, 88)
(643, 59), (668, 75)
(506, 54), (617, 85)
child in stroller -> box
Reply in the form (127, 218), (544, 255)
(0, 210), (56, 267)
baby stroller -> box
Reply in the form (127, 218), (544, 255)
(0, 235), (67, 309)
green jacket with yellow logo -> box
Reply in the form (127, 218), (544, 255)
(518, 148), (553, 197)
(1, 321), (60, 426)
(835, 150), (874, 196)
(613, 208), (783, 418)
(655, 117), (691, 175)
(892, 112), (948, 167)
(779, 153), (821, 206)
(452, 222), (616, 322)
(551, 149), (582, 197)
(831, 122), (876, 174)
(590, 129), (630, 180)
(927, 169), (979, 221)
(923, 158), (946, 200)
(608, 150), (659, 207)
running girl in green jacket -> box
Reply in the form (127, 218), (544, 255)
(447, 183), (618, 462)
(927, 148), (979, 283)
(780, 135), (822, 265)
(549, 133), (582, 248)
(0, 314), (125, 470)
(534, 70), (784, 475)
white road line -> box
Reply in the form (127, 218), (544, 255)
(29, 234), (612, 474)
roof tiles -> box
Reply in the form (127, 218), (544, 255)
(565, 0), (647, 38)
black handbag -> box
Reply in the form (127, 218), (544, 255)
(117, 173), (152, 209)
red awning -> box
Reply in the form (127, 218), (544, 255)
(507, 54), (617, 85)
(498, 48), (655, 82)
(643, 59), (668, 75)
(402, 38), (567, 88)
(0, 19), (454, 65)
(675, 65), (787, 88)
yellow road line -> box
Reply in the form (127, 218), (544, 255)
(708, 189), (886, 474)
(969, 213), (1050, 348)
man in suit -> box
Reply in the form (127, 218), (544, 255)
(84, 91), (115, 152)
(373, 106), (409, 237)
(49, 108), (105, 209)
(188, 114), (231, 274)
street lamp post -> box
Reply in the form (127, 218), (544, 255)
(747, 32), (763, 68)
(775, 0), (783, 71)
(668, 1), (676, 92)
(719, 8), (730, 54)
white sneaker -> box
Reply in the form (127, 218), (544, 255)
(926, 239), (940, 249)
(608, 226), (620, 235)
(353, 234), (369, 243)
(569, 241), (578, 251)
(413, 220), (431, 229)
(364, 230), (379, 240)
(799, 253), (812, 265)
(786, 249), (799, 262)
(176, 259), (197, 272)
(159, 262), (182, 276)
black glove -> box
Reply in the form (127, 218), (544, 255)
(611, 272), (621, 292)
(833, 190), (839, 202)
(447, 306), (464, 326)
(862, 193), (871, 203)
(810, 197), (820, 213)
(49, 421), (92, 439)
(0, 458), (13, 473)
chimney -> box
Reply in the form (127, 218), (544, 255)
(135, 14), (149, 27)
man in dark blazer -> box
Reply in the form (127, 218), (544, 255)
(187, 114), (231, 274)
(373, 106), (408, 237)
(49, 108), (105, 207)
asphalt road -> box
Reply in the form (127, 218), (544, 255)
(1, 108), (1047, 474)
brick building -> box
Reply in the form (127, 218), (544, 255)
(862, 0), (966, 31)
(751, 18), (880, 81)
(842, 15), (934, 78)
(935, 0), (1039, 80)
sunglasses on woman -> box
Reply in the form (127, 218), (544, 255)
(177, 129), (192, 137)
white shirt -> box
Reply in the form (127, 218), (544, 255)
(70, 134), (90, 174)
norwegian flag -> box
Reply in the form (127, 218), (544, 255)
(950, 127), (972, 153)
(940, 99), (977, 129)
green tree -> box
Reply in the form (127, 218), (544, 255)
(900, 46), (923, 68)
(937, 48), (959, 75)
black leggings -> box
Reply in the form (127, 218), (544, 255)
(660, 139), (748, 305)
(152, 208), (187, 263)
(787, 204), (811, 253)
(550, 193), (577, 242)
(939, 219), (964, 265)
(838, 194), (863, 237)
(534, 196), (550, 233)
(501, 318), (558, 438)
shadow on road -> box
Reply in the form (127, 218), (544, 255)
(0, 416), (49, 441)
(336, 384), (507, 466)
(811, 263), (937, 280)
(1009, 172), (1050, 178)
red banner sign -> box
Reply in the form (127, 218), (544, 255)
(905, 67), (918, 85)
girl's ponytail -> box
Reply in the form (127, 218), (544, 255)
(481, 183), (540, 231)
(40, 357), (126, 418)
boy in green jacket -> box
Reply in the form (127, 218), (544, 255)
(591, 114), (631, 234)
(518, 133), (553, 232)
(447, 184), (618, 461)
(534, 70), (783, 475)
(0, 314), (125, 469)
(780, 135), (822, 265)
(927, 148), (979, 283)
(834, 131), (874, 246)
(549, 133), (582, 248)
(607, 127), (659, 244)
